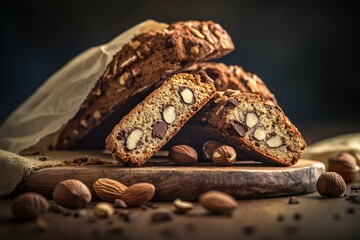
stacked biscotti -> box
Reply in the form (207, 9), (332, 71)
(55, 20), (306, 166)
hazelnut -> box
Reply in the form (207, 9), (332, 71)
(169, 145), (198, 166)
(202, 140), (224, 161)
(11, 192), (49, 221)
(212, 145), (237, 166)
(53, 179), (92, 209)
(328, 152), (359, 182)
(316, 172), (346, 197)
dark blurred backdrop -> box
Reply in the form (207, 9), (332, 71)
(1, 0), (359, 144)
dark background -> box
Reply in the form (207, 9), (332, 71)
(1, 0), (359, 144)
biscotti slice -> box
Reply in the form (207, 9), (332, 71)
(56, 21), (234, 149)
(184, 62), (277, 105)
(202, 90), (306, 166)
(106, 73), (216, 166)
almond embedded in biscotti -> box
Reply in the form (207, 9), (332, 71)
(254, 127), (267, 141)
(126, 129), (143, 150)
(162, 105), (177, 124)
(179, 87), (195, 104)
(93, 178), (128, 203)
(245, 112), (258, 128)
(121, 183), (155, 207)
(266, 135), (283, 148)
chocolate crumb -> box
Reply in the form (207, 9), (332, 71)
(185, 223), (196, 232)
(147, 202), (159, 209)
(288, 196), (300, 204)
(242, 226), (256, 235)
(284, 226), (298, 235)
(91, 229), (100, 236)
(347, 207), (355, 214)
(277, 215), (285, 222)
(107, 227), (123, 236)
(294, 213), (301, 221)
(151, 211), (172, 223)
(61, 155), (114, 166)
(350, 185), (360, 190)
(333, 214), (341, 221)
(141, 205), (147, 211)
(38, 157), (49, 161)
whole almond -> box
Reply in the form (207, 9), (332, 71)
(169, 145), (198, 166)
(121, 183), (155, 207)
(199, 190), (238, 213)
(93, 178), (128, 203)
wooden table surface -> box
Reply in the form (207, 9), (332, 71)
(0, 177), (359, 240)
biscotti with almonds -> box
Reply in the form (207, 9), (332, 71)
(202, 90), (306, 166)
(184, 62), (277, 105)
(56, 21), (234, 149)
(106, 73), (216, 166)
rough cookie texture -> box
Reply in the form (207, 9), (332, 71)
(56, 21), (234, 149)
(184, 62), (277, 105)
(105, 73), (216, 166)
(202, 90), (306, 166)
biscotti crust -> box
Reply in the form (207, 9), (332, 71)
(106, 73), (216, 166)
(56, 21), (234, 149)
(184, 62), (277, 105)
(203, 90), (306, 166)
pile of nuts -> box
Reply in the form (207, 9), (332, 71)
(169, 140), (237, 166)
(11, 177), (238, 224)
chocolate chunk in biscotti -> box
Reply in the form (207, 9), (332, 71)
(55, 21), (234, 149)
(183, 62), (277, 105)
(201, 90), (306, 166)
(105, 73), (216, 166)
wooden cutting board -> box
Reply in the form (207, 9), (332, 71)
(21, 150), (325, 201)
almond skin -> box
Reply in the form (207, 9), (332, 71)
(169, 145), (198, 166)
(93, 178), (128, 203)
(199, 190), (238, 213)
(121, 183), (155, 207)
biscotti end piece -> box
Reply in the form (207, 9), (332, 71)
(106, 73), (216, 166)
(203, 90), (306, 166)
(56, 20), (234, 150)
(184, 62), (277, 105)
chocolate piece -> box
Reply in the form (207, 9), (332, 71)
(229, 121), (247, 137)
(152, 121), (168, 139)
(151, 211), (172, 223)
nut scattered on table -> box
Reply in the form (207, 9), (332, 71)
(11, 192), (49, 221)
(169, 145), (198, 166)
(212, 145), (237, 166)
(52, 179), (92, 209)
(173, 199), (194, 213)
(316, 172), (346, 197)
(94, 202), (115, 218)
(328, 151), (359, 182)
(93, 178), (128, 203)
(121, 183), (155, 207)
(199, 190), (238, 214)
(202, 140), (224, 161)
